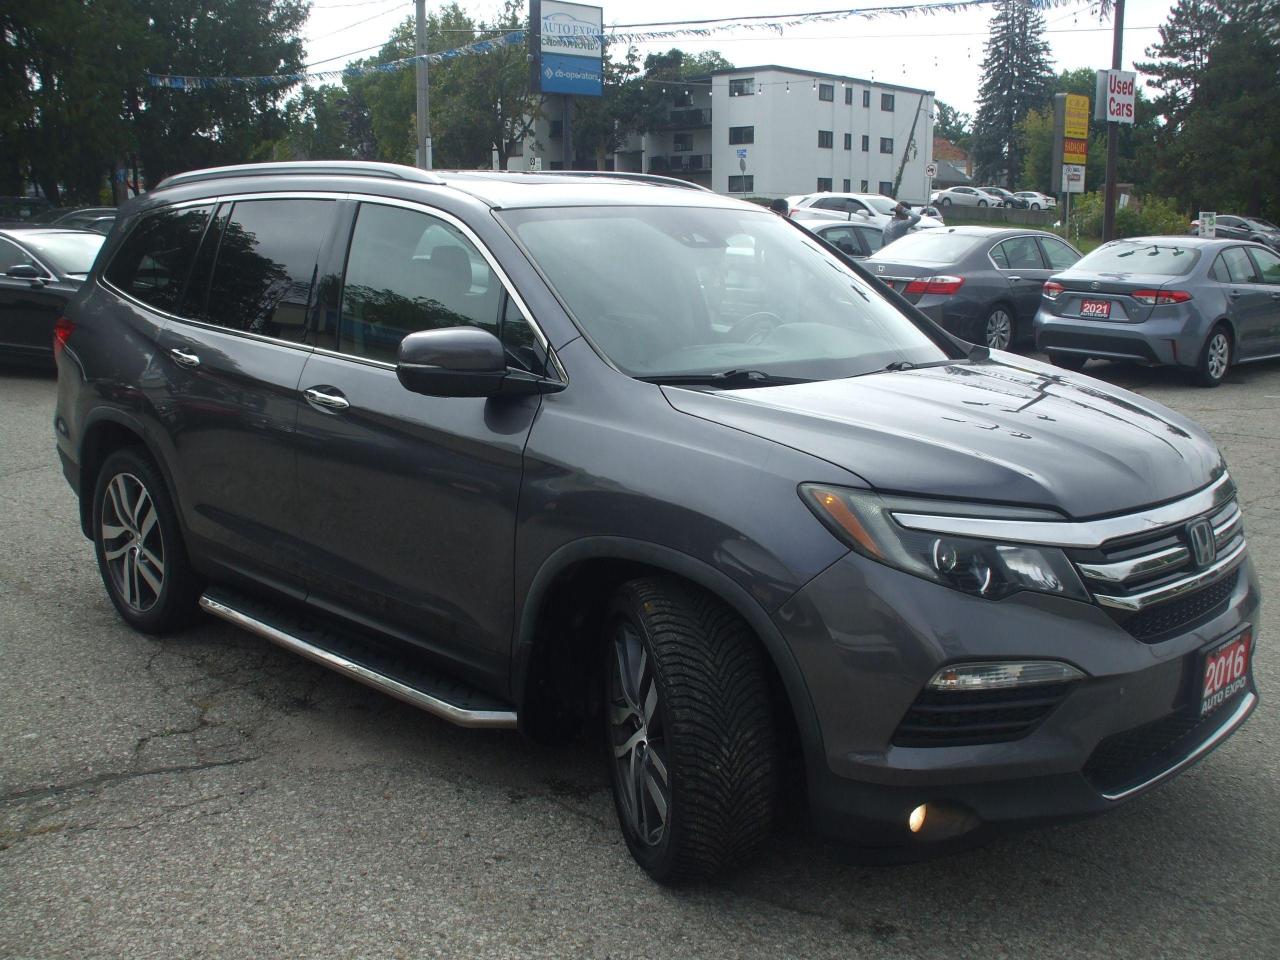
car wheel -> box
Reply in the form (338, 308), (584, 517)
(1030, 203), (1040, 211)
(604, 577), (778, 884)
(940, 197), (951, 206)
(92, 447), (201, 634)
(1047, 351), (1087, 371)
(980, 306), (1015, 350)
(1194, 325), (1232, 388)
(977, 200), (987, 207)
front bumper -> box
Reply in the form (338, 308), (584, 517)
(775, 549), (1261, 845)
(1034, 306), (1206, 367)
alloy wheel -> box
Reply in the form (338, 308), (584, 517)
(608, 621), (672, 849)
(1207, 332), (1230, 381)
(986, 309), (1013, 350)
(100, 472), (165, 612)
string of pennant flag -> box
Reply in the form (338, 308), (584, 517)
(145, 0), (1070, 91)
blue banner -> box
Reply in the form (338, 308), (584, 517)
(539, 52), (602, 96)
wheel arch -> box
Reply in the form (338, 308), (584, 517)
(512, 537), (824, 770)
(77, 409), (178, 540)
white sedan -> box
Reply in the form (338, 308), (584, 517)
(930, 186), (1004, 207)
(1013, 191), (1057, 210)
(786, 192), (944, 230)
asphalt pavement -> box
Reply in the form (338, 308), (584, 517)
(2, 357), (1278, 959)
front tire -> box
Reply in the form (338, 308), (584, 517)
(92, 447), (201, 634)
(603, 577), (779, 884)
(1194, 325), (1232, 387)
(977, 199), (988, 207)
(940, 197), (952, 206)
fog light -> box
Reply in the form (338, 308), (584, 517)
(927, 660), (1084, 691)
(908, 804), (927, 833)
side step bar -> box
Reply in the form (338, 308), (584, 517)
(199, 590), (518, 730)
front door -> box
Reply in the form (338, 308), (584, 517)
(293, 200), (548, 683)
(1245, 246), (1280, 356)
(1214, 246), (1271, 360)
(0, 237), (65, 360)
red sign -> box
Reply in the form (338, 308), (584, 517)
(1063, 137), (1088, 164)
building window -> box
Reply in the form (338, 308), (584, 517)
(818, 130), (833, 149)
(549, 120), (562, 139)
(843, 133), (852, 150)
(860, 179), (869, 192)
(728, 126), (754, 145)
(880, 137), (894, 154)
(881, 93), (895, 111)
(674, 93), (692, 107)
(510, 140), (523, 157)
(729, 78), (755, 97)
(843, 178), (851, 192)
(817, 178), (833, 192)
(862, 90), (870, 107)
(673, 133), (693, 152)
(861, 135), (869, 152)
(879, 181), (894, 195)
(727, 175), (754, 193)
(845, 87), (853, 104)
(818, 83), (834, 101)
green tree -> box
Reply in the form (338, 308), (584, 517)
(934, 100), (971, 149)
(971, 0), (1054, 185)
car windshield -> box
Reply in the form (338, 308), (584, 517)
(867, 231), (985, 264)
(21, 232), (106, 275)
(1075, 241), (1201, 277)
(1246, 218), (1277, 231)
(28, 208), (67, 224)
(862, 197), (897, 215)
(499, 204), (949, 381)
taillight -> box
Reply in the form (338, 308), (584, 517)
(1132, 289), (1192, 305)
(53, 317), (74, 359)
(903, 275), (965, 296)
(1042, 281), (1065, 300)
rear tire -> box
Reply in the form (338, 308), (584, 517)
(1194, 325), (1232, 387)
(1030, 203), (1041, 211)
(92, 447), (201, 634)
(1047, 351), (1088, 371)
(603, 577), (779, 884)
(978, 305), (1015, 350)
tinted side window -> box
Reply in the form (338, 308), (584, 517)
(1249, 247), (1280, 283)
(204, 199), (333, 341)
(1219, 247), (1257, 283)
(813, 197), (843, 211)
(854, 225), (884, 252)
(1039, 237), (1080, 270)
(994, 237), (1044, 270)
(105, 205), (212, 312)
(0, 237), (36, 273)
(819, 226), (861, 256)
(339, 203), (502, 364)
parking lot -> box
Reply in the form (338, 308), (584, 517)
(2, 358), (1277, 960)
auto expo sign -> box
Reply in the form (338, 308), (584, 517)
(1096, 69), (1137, 124)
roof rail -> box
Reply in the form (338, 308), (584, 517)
(155, 161), (447, 190)
(521, 170), (713, 192)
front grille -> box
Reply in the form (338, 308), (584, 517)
(1070, 499), (1245, 642)
(1083, 702), (1234, 796)
(892, 682), (1072, 747)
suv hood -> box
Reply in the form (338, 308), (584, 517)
(662, 356), (1223, 519)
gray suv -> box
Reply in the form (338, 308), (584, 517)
(55, 162), (1260, 883)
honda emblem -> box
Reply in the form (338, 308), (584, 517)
(1187, 518), (1216, 568)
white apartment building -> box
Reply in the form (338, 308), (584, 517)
(514, 65), (935, 203)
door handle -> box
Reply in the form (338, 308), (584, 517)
(169, 347), (200, 368)
(303, 387), (350, 412)
(1229, 291), (1241, 300)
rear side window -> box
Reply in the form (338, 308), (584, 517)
(105, 205), (212, 312)
(1216, 247), (1257, 283)
(0, 237), (36, 273)
(855, 225), (884, 253)
(204, 199), (335, 342)
(1039, 237), (1080, 270)
(991, 237), (1044, 270)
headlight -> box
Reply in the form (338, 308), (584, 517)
(799, 484), (1089, 601)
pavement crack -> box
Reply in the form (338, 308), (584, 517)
(0, 756), (260, 808)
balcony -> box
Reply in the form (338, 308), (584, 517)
(649, 155), (712, 174)
(656, 108), (712, 130)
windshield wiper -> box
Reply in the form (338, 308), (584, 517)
(883, 358), (959, 372)
(637, 369), (812, 388)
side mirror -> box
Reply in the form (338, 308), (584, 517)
(396, 327), (564, 398)
(7, 263), (47, 282)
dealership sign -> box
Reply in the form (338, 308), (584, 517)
(530, 1), (603, 97)
(1095, 69), (1137, 124)
(1061, 164), (1085, 194)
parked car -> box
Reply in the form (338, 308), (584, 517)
(1035, 236), (1280, 386)
(6, 206), (117, 234)
(979, 186), (1029, 209)
(931, 185), (1003, 207)
(864, 226), (1082, 348)
(1188, 215), (1280, 251)
(0, 227), (106, 364)
(1014, 191), (1057, 210)
(787, 192), (944, 230)
(0, 196), (52, 222)
(56, 163), (1259, 884)
(793, 215), (886, 258)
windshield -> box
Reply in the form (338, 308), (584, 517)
(867, 231), (984, 264)
(22, 232), (106, 275)
(862, 197), (897, 216)
(1075, 241), (1201, 277)
(29, 208), (66, 224)
(499, 205), (949, 381)
(1246, 218), (1277, 231)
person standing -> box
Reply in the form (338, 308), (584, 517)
(882, 201), (921, 246)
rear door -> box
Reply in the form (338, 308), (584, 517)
(1244, 246), (1280, 356)
(292, 199), (548, 682)
(815, 224), (867, 258)
(1214, 246), (1270, 359)
(990, 235), (1051, 323)
(154, 196), (341, 586)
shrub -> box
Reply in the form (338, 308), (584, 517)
(1067, 192), (1188, 241)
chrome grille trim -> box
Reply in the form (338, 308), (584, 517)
(1092, 538), (1248, 612)
(892, 474), (1234, 549)
(1077, 545), (1189, 585)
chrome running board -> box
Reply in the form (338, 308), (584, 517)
(198, 590), (518, 730)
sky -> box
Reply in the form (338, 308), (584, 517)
(300, 0), (1177, 115)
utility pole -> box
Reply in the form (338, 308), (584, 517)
(415, 0), (433, 169)
(1102, 0), (1124, 241)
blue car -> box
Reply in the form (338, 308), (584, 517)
(1035, 236), (1280, 386)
